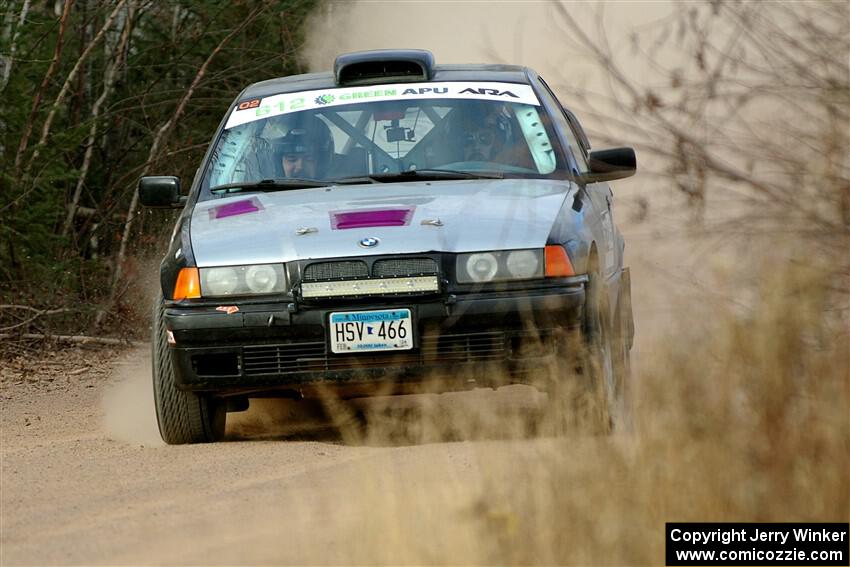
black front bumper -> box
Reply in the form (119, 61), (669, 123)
(165, 282), (586, 397)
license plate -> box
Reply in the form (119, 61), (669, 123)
(329, 309), (413, 353)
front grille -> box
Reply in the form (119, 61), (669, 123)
(372, 258), (438, 277)
(303, 261), (368, 281)
(242, 331), (512, 375)
(243, 341), (327, 375)
(302, 258), (439, 284)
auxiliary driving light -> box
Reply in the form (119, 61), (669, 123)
(301, 276), (439, 298)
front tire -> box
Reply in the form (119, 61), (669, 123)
(152, 294), (225, 444)
(546, 271), (615, 435)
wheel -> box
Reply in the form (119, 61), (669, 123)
(546, 271), (615, 435)
(152, 293), (225, 444)
(576, 270), (616, 433)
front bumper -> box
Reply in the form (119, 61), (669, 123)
(165, 281), (586, 397)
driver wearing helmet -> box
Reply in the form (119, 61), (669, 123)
(275, 115), (334, 179)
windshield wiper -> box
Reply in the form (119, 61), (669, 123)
(373, 169), (504, 181)
(334, 169), (503, 185)
(330, 176), (381, 185)
(210, 178), (330, 195)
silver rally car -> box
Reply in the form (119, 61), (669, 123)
(140, 49), (636, 443)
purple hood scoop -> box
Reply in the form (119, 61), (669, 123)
(210, 197), (263, 219)
(330, 207), (415, 230)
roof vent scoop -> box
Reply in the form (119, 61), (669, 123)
(334, 49), (434, 86)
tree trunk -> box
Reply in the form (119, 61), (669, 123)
(62, 1), (135, 240)
(0, 0), (32, 93)
(13, 0), (73, 177)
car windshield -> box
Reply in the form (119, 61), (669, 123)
(200, 81), (567, 197)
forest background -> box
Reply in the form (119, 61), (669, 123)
(1, 0), (317, 338)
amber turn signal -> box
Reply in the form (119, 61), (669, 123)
(173, 267), (201, 299)
(544, 245), (575, 277)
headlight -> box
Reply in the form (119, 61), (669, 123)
(456, 249), (543, 283)
(202, 267), (239, 296)
(244, 265), (279, 293)
(200, 264), (287, 297)
(465, 253), (499, 282)
(505, 250), (540, 279)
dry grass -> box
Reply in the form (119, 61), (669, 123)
(461, 259), (850, 565)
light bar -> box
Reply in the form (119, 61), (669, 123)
(301, 276), (439, 298)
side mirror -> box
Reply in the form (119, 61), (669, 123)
(139, 176), (183, 208)
(584, 147), (636, 183)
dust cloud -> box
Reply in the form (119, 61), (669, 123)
(101, 346), (164, 446)
(302, 1), (671, 74)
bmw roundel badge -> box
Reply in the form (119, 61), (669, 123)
(359, 237), (380, 248)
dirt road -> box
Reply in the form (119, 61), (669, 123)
(2, 340), (632, 565)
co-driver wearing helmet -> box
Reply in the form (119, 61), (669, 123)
(459, 103), (512, 163)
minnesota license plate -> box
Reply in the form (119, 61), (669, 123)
(329, 309), (413, 353)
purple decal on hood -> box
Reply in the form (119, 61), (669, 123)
(210, 197), (263, 220)
(330, 207), (415, 230)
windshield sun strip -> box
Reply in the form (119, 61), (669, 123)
(224, 81), (541, 130)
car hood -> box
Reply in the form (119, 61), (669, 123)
(190, 178), (576, 267)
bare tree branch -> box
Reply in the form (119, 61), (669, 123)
(551, 0), (849, 240)
(0, 333), (145, 346)
(13, 0), (74, 177)
(24, 0), (129, 176)
(0, 307), (77, 332)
